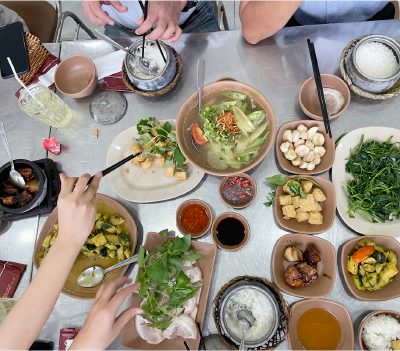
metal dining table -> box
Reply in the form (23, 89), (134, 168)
(2, 19), (400, 350)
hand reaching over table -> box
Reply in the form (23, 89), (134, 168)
(70, 278), (144, 350)
(135, 1), (187, 43)
(82, 0), (128, 26)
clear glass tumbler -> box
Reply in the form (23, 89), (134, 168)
(18, 83), (73, 129)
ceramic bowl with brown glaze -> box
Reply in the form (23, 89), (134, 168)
(176, 199), (212, 239)
(176, 79), (276, 176)
(54, 54), (97, 98)
(218, 173), (257, 209)
(341, 236), (400, 301)
(274, 176), (336, 234)
(299, 74), (351, 120)
(33, 194), (137, 300)
(272, 233), (336, 298)
(276, 120), (335, 175)
(358, 310), (400, 350)
(288, 298), (354, 350)
(211, 212), (250, 251)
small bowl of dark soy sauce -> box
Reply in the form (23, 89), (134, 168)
(211, 212), (250, 251)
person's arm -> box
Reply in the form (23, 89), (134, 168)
(239, 1), (303, 44)
(82, 1), (128, 26)
(69, 278), (144, 350)
(0, 173), (101, 350)
(135, 1), (187, 43)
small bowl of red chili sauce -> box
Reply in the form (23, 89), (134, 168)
(176, 199), (213, 238)
(219, 173), (257, 209)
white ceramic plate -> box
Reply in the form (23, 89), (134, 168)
(332, 126), (400, 237)
(107, 119), (205, 203)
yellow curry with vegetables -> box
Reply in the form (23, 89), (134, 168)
(37, 211), (131, 265)
(347, 238), (398, 291)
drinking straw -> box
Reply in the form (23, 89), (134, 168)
(7, 57), (43, 107)
(138, 0), (166, 63)
(306, 39), (332, 139)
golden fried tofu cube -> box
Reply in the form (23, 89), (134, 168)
(92, 233), (108, 247)
(282, 205), (296, 219)
(279, 195), (292, 206)
(131, 159), (142, 168)
(308, 212), (323, 225)
(165, 165), (176, 177)
(296, 210), (310, 222)
(155, 141), (167, 148)
(175, 170), (187, 180)
(283, 180), (300, 195)
(299, 194), (315, 212)
(313, 201), (322, 212)
(391, 340), (400, 350)
(170, 129), (176, 135)
(301, 180), (313, 193)
(155, 155), (166, 167)
(130, 142), (143, 152)
(312, 188), (327, 202)
(292, 196), (300, 208)
(141, 156), (154, 170)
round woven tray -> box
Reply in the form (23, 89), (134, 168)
(213, 275), (290, 350)
(122, 45), (182, 97)
(339, 34), (400, 100)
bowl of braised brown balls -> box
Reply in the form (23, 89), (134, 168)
(0, 159), (47, 214)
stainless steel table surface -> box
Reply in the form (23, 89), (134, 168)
(0, 43), (60, 298)
(29, 21), (400, 349)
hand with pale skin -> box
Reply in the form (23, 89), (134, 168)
(82, 1), (128, 26)
(136, 1), (187, 43)
(0, 173), (102, 350)
(70, 278), (144, 350)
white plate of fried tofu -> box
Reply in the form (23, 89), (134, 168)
(106, 120), (205, 203)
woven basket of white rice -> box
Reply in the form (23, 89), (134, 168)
(359, 311), (400, 350)
(340, 35), (400, 100)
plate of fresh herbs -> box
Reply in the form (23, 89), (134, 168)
(332, 127), (400, 236)
(107, 119), (205, 203)
(121, 231), (217, 350)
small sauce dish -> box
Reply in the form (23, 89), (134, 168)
(211, 212), (250, 251)
(176, 199), (212, 238)
(219, 173), (257, 209)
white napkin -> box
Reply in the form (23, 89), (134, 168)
(38, 50), (126, 87)
(93, 50), (126, 80)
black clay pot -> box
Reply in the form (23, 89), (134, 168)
(0, 159), (47, 214)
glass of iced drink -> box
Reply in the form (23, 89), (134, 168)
(18, 83), (73, 129)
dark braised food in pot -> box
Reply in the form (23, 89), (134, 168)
(0, 167), (39, 208)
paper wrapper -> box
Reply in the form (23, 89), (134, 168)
(59, 328), (81, 350)
(15, 54), (60, 98)
(43, 137), (61, 155)
(102, 72), (133, 93)
(0, 261), (27, 298)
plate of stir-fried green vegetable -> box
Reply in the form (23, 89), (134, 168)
(332, 127), (400, 236)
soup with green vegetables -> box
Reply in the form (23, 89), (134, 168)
(190, 91), (269, 170)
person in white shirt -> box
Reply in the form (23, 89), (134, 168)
(82, 0), (220, 42)
(240, 1), (393, 44)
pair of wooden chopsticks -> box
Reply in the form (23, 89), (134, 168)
(307, 39), (332, 139)
(138, 0), (167, 63)
(183, 323), (206, 350)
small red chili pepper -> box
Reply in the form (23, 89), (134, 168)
(239, 194), (247, 199)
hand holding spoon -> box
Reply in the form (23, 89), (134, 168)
(0, 122), (25, 189)
(77, 253), (139, 288)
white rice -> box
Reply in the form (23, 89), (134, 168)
(224, 288), (274, 342)
(362, 314), (400, 350)
(128, 42), (166, 79)
(356, 41), (399, 79)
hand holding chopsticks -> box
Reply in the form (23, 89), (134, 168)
(307, 39), (332, 139)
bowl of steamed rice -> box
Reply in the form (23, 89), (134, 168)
(123, 40), (176, 91)
(358, 310), (400, 350)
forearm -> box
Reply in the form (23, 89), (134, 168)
(0, 236), (80, 350)
(240, 1), (303, 44)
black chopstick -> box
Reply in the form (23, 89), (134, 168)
(86, 151), (142, 185)
(138, 0), (167, 63)
(141, 0), (148, 59)
(306, 39), (332, 139)
(197, 322), (206, 350)
(183, 341), (190, 351)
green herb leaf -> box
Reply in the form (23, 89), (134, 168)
(156, 128), (169, 138)
(138, 280), (150, 298)
(138, 246), (146, 268)
(159, 229), (169, 237)
(173, 147), (186, 170)
(169, 133), (176, 143)
(157, 245), (168, 254)
(168, 256), (181, 271)
(102, 222), (112, 230)
(147, 321), (172, 330)
(266, 174), (286, 187)
(176, 270), (190, 286)
(181, 234), (191, 249)
(163, 122), (172, 133)
(181, 253), (204, 261)
(147, 261), (165, 284)
(165, 159), (174, 168)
